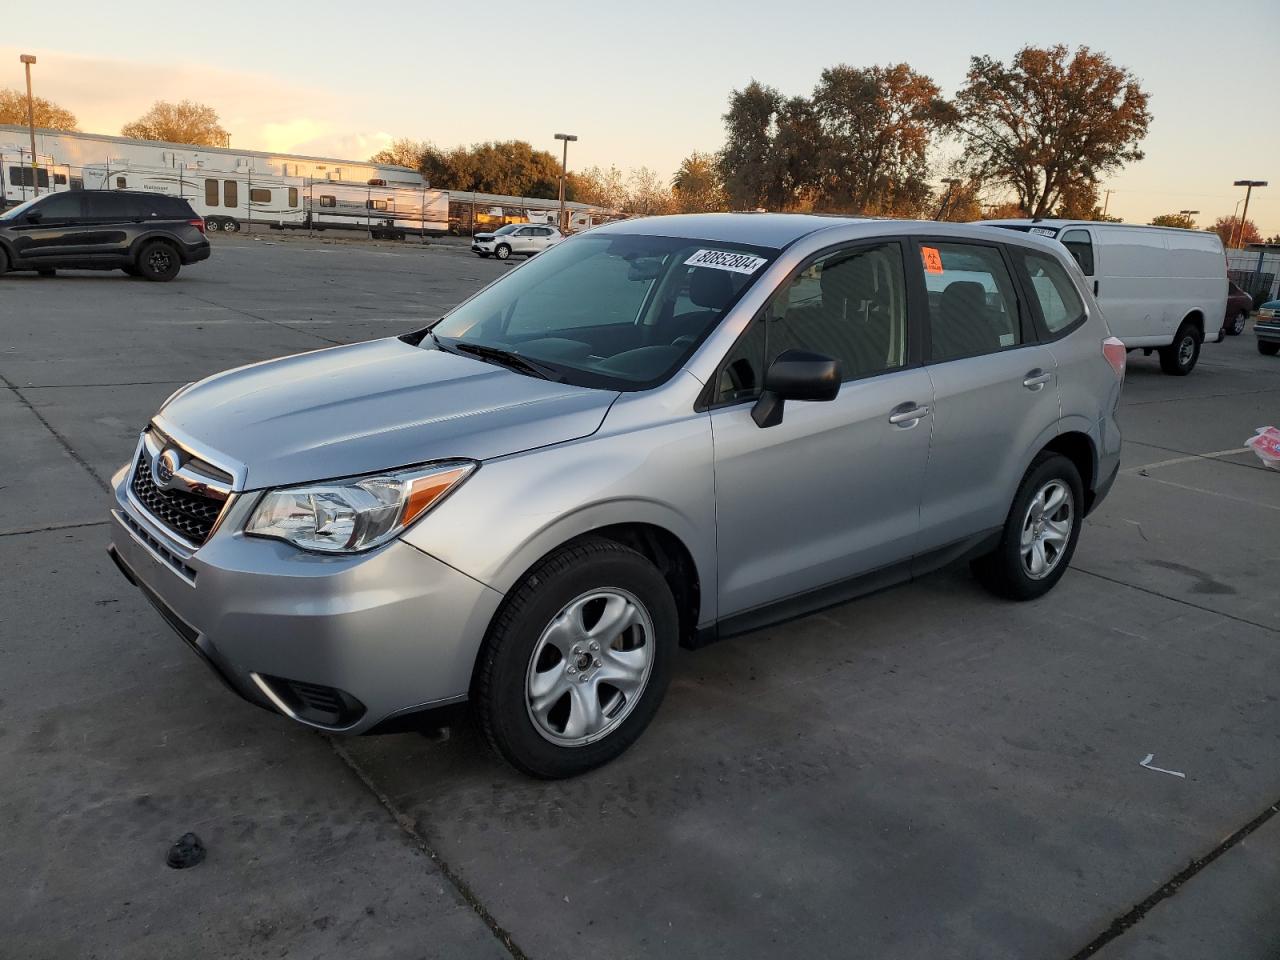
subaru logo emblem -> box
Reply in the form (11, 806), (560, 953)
(153, 448), (181, 489)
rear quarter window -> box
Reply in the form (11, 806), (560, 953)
(1014, 248), (1087, 336)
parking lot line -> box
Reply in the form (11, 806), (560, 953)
(1122, 447), (1250, 473)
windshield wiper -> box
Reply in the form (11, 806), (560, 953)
(451, 342), (563, 381)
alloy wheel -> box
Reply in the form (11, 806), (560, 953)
(1020, 479), (1074, 580)
(525, 588), (655, 746)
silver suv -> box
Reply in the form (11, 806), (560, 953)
(108, 214), (1124, 778)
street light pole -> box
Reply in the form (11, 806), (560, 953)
(1231, 180), (1268, 248)
(20, 54), (38, 196)
(554, 133), (577, 233)
(934, 178), (961, 220)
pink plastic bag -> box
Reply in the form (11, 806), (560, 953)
(1244, 427), (1280, 469)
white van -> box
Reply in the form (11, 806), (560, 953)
(983, 220), (1228, 375)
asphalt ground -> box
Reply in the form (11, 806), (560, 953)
(2, 232), (1278, 959)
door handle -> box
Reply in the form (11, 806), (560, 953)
(1023, 370), (1053, 390)
(888, 404), (930, 426)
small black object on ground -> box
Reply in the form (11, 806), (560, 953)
(166, 832), (206, 869)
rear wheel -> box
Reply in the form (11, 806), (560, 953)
(1228, 311), (1248, 336)
(474, 537), (677, 778)
(222, 218), (240, 234)
(0, 247), (9, 276)
(205, 218), (222, 233)
(1158, 321), (1200, 375)
(1260, 341), (1280, 356)
(136, 240), (181, 282)
(973, 452), (1084, 601)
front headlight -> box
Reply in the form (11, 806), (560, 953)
(245, 460), (476, 554)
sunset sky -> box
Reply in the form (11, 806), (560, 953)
(4, 0), (1278, 233)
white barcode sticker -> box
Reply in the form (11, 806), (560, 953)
(684, 249), (768, 275)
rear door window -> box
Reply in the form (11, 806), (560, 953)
(920, 242), (1022, 362)
(84, 193), (146, 220)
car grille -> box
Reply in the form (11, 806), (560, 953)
(130, 450), (226, 545)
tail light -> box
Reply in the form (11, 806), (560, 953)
(1102, 337), (1126, 380)
(189, 218), (206, 235)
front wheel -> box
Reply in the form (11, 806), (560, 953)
(972, 452), (1084, 601)
(473, 537), (677, 778)
(1158, 321), (1200, 375)
(136, 240), (181, 282)
(1260, 341), (1280, 357)
(1228, 311), (1248, 336)
(205, 218), (221, 233)
(222, 218), (240, 234)
(494, 243), (511, 261)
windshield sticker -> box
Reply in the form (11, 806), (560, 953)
(921, 246), (944, 274)
(684, 249), (768, 275)
(1029, 226), (1058, 238)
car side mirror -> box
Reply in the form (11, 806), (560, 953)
(24, 210), (42, 224)
(751, 349), (841, 428)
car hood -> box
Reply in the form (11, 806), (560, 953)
(473, 233), (496, 241)
(155, 338), (619, 490)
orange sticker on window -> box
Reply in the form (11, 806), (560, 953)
(921, 246), (944, 274)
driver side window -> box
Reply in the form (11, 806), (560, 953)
(715, 242), (908, 403)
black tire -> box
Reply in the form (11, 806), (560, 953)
(0, 246), (9, 276)
(37, 268), (55, 277)
(972, 452), (1084, 602)
(136, 240), (181, 282)
(1260, 341), (1280, 357)
(205, 218), (221, 233)
(223, 219), (240, 234)
(495, 243), (511, 261)
(473, 537), (678, 779)
(1228, 311), (1247, 336)
(1158, 321), (1200, 375)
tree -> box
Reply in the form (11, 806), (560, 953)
(121, 100), (230, 147)
(719, 81), (786, 209)
(370, 138), (431, 170)
(1209, 216), (1261, 248)
(1150, 212), (1196, 229)
(956, 45), (1151, 219)
(671, 152), (727, 212)
(626, 167), (676, 215)
(569, 166), (626, 210)
(0, 89), (77, 130)
(810, 63), (952, 216)
(935, 179), (984, 222)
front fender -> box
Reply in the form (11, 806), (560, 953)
(402, 408), (717, 626)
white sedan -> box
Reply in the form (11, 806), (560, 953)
(471, 224), (563, 260)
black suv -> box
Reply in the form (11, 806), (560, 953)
(0, 190), (210, 282)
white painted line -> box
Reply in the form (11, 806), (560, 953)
(1140, 753), (1186, 779)
(1123, 448), (1250, 474)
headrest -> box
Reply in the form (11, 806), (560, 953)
(941, 281), (987, 311)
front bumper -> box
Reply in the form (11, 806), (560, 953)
(108, 464), (503, 733)
(1255, 316), (1280, 343)
(471, 241), (495, 253)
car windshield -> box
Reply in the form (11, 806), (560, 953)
(493, 224), (519, 236)
(0, 197), (40, 221)
(428, 232), (776, 390)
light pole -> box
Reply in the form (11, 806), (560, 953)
(1230, 180), (1267, 248)
(20, 54), (38, 196)
(934, 178), (961, 221)
(1179, 209), (1199, 226)
(554, 133), (577, 233)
